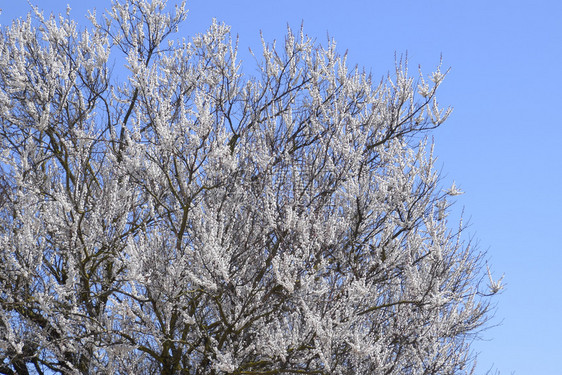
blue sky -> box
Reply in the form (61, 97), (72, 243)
(2, 1), (561, 373)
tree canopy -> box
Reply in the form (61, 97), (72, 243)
(0, 1), (500, 374)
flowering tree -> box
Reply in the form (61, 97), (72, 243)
(0, 1), (501, 374)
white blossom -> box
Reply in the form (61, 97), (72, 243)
(447, 180), (464, 196)
(487, 264), (505, 294)
(0, 1), (498, 374)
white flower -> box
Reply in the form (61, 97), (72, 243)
(487, 264), (504, 294)
(437, 199), (448, 221)
(446, 181), (464, 196)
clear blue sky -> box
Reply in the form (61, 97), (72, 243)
(2, 1), (561, 373)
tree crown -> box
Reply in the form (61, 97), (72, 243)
(0, 1), (500, 374)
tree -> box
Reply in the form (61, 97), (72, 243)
(0, 1), (501, 374)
